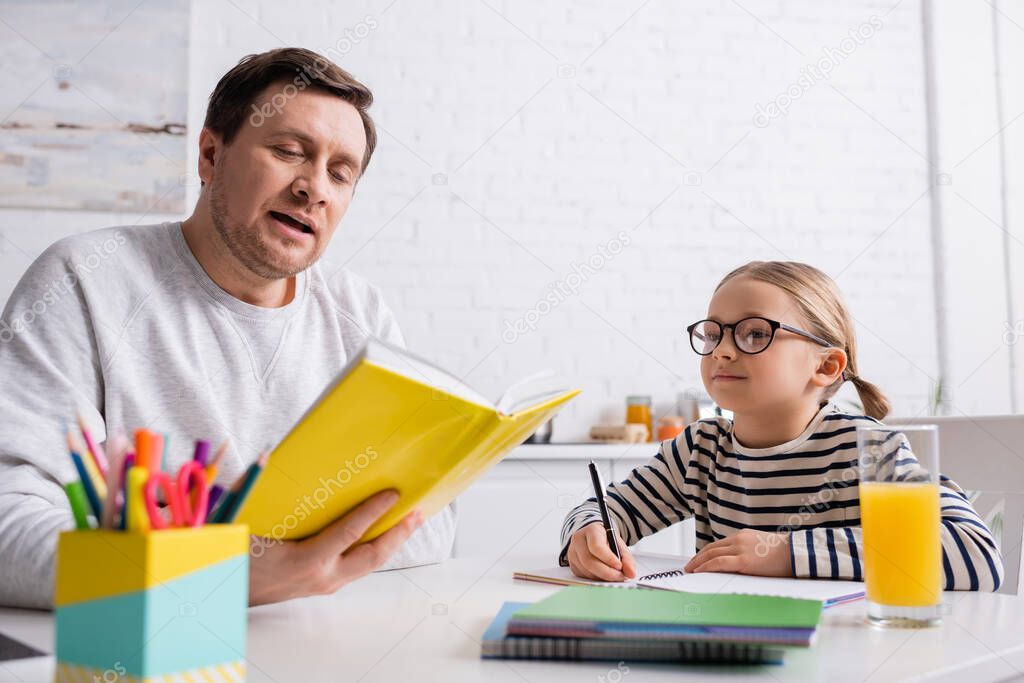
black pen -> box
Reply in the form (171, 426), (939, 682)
(588, 460), (621, 560)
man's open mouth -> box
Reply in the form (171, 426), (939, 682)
(269, 211), (314, 234)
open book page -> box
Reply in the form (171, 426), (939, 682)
(311, 337), (570, 418)
(366, 340), (570, 414)
(365, 338), (494, 408)
(494, 370), (571, 415)
(640, 572), (865, 604)
(515, 553), (864, 604)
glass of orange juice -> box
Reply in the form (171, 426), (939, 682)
(857, 424), (942, 628)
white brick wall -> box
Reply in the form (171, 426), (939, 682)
(0, 0), (944, 439)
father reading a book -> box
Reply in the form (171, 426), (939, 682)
(0, 48), (455, 609)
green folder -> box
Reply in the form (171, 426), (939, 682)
(510, 586), (823, 629)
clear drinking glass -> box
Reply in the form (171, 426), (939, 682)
(857, 424), (943, 628)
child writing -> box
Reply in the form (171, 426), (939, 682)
(561, 261), (1003, 590)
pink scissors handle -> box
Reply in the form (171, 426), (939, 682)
(176, 461), (209, 527)
(143, 472), (185, 530)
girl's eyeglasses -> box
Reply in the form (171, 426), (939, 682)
(686, 317), (834, 356)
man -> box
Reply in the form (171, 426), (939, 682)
(0, 48), (455, 609)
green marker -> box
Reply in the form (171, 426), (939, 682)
(219, 455), (267, 524)
(64, 480), (91, 530)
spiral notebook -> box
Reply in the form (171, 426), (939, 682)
(482, 602), (785, 664)
(514, 555), (864, 608)
(506, 586), (823, 648)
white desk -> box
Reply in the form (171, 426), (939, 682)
(3, 554), (1024, 682)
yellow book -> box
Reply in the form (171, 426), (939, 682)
(236, 338), (580, 542)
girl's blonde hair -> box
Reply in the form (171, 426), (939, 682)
(716, 261), (891, 420)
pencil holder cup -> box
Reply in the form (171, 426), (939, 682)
(53, 524), (249, 682)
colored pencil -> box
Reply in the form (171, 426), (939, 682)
(118, 453), (135, 531)
(101, 431), (130, 529)
(67, 429), (107, 501)
(220, 454), (267, 523)
(192, 440), (211, 466)
(76, 411), (109, 479)
(205, 440), (229, 483)
(64, 481), (91, 530)
(209, 455), (259, 524)
(69, 452), (103, 522)
(206, 485), (225, 522)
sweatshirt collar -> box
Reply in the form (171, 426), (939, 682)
(169, 221), (309, 320)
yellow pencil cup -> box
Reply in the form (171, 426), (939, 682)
(53, 524), (249, 682)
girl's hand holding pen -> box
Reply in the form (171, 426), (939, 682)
(567, 522), (637, 582)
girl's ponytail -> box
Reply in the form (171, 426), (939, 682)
(849, 374), (891, 421)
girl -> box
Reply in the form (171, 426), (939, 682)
(562, 261), (1002, 590)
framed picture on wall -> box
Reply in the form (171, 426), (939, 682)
(0, 0), (188, 213)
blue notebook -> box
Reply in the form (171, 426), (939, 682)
(482, 602), (785, 664)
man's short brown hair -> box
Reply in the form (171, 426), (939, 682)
(203, 47), (377, 174)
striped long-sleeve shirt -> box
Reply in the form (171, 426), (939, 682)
(560, 402), (1003, 591)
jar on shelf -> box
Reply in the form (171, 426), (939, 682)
(625, 395), (653, 442)
(656, 415), (686, 441)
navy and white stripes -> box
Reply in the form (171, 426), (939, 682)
(559, 403), (1003, 591)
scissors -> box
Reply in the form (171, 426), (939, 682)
(143, 461), (209, 529)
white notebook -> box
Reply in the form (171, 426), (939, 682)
(514, 553), (687, 589)
(514, 553), (865, 607)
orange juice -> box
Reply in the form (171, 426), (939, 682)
(860, 481), (942, 606)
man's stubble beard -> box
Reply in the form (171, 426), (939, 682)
(209, 174), (320, 280)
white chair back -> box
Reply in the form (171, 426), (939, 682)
(889, 414), (1024, 594)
